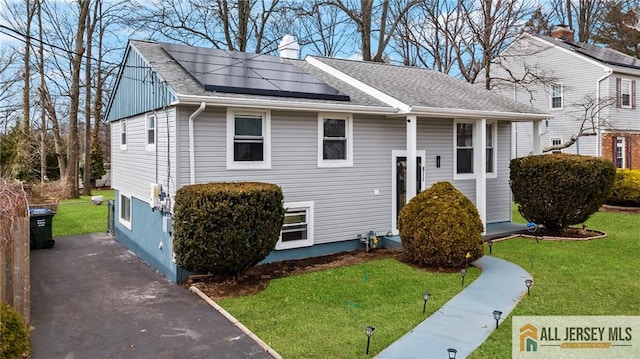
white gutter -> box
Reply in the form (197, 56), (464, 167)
(409, 106), (552, 121)
(305, 56), (413, 113)
(596, 69), (613, 157)
(175, 95), (398, 115)
(188, 102), (206, 184)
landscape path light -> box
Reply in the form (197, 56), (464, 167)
(365, 326), (375, 355)
(422, 292), (430, 314)
(447, 348), (457, 359)
(488, 240), (493, 254)
(525, 279), (533, 296)
(493, 310), (502, 330)
(460, 268), (467, 286)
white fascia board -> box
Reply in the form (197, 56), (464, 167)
(174, 94), (399, 115)
(305, 56), (412, 113)
(410, 106), (552, 121)
(528, 35), (611, 73)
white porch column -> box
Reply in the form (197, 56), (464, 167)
(406, 115), (418, 202)
(532, 120), (542, 155)
(474, 119), (487, 232)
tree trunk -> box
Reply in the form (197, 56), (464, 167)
(38, 0), (46, 182)
(65, 0), (90, 198)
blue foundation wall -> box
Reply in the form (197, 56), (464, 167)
(114, 192), (385, 283)
(114, 192), (178, 281)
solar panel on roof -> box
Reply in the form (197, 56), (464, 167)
(161, 44), (350, 101)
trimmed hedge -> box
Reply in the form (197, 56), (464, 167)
(173, 182), (285, 277)
(510, 154), (615, 232)
(0, 302), (30, 359)
(607, 169), (640, 207)
(398, 181), (483, 268)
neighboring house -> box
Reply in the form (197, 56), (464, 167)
(492, 26), (640, 168)
(105, 36), (550, 282)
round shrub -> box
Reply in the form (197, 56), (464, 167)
(606, 169), (640, 207)
(398, 181), (483, 268)
(510, 154), (615, 232)
(1, 302), (30, 359)
(173, 182), (285, 277)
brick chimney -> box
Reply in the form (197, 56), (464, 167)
(551, 24), (574, 42)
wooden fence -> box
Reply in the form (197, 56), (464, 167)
(0, 214), (30, 323)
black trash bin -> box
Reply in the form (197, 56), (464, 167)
(29, 208), (56, 249)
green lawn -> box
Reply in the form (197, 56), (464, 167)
(469, 208), (640, 358)
(52, 189), (115, 237)
(218, 258), (480, 359)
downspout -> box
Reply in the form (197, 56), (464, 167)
(596, 69), (613, 157)
(189, 102), (206, 184)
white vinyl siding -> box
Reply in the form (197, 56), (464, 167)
(276, 201), (314, 250)
(226, 109), (271, 170)
(318, 113), (353, 167)
(111, 108), (177, 205)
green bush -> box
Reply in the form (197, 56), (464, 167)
(607, 169), (640, 207)
(173, 182), (285, 277)
(398, 181), (483, 268)
(0, 302), (30, 359)
(510, 154), (615, 232)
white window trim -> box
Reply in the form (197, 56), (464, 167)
(276, 201), (314, 250)
(621, 79), (632, 109)
(486, 121), (497, 179)
(454, 119), (475, 180)
(550, 137), (563, 154)
(616, 137), (626, 168)
(317, 113), (353, 168)
(118, 193), (132, 230)
(146, 113), (156, 151)
(226, 108), (271, 170)
(120, 120), (127, 150)
(551, 83), (563, 110)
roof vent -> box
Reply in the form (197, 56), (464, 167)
(551, 24), (574, 42)
(278, 34), (300, 59)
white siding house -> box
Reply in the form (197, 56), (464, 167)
(106, 38), (550, 282)
(491, 27), (640, 168)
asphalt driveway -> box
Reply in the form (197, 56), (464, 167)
(30, 233), (274, 359)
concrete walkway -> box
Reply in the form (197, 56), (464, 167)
(376, 256), (532, 359)
(30, 233), (274, 359)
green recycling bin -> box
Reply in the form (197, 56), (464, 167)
(29, 208), (56, 249)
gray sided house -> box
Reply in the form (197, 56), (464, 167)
(106, 37), (550, 282)
(492, 27), (640, 168)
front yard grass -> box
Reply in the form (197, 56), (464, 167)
(218, 258), (480, 359)
(52, 189), (115, 237)
(469, 209), (640, 358)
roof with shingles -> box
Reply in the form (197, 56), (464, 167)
(311, 56), (544, 115)
(122, 39), (548, 117)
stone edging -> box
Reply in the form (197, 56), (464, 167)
(189, 285), (283, 359)
(601, 204), (640, 214)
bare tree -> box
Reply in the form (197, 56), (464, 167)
(126, 0), (287, 53)
(549, 0), (606, 42)
(459, 0), (533, 88)
(291, 3), (353, 57)
(542, 95), (617, 152)
(322, 0), (422, 62)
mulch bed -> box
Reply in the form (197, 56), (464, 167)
(188, 248), (402, 300)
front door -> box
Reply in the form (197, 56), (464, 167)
(392, 150), (426, 234)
